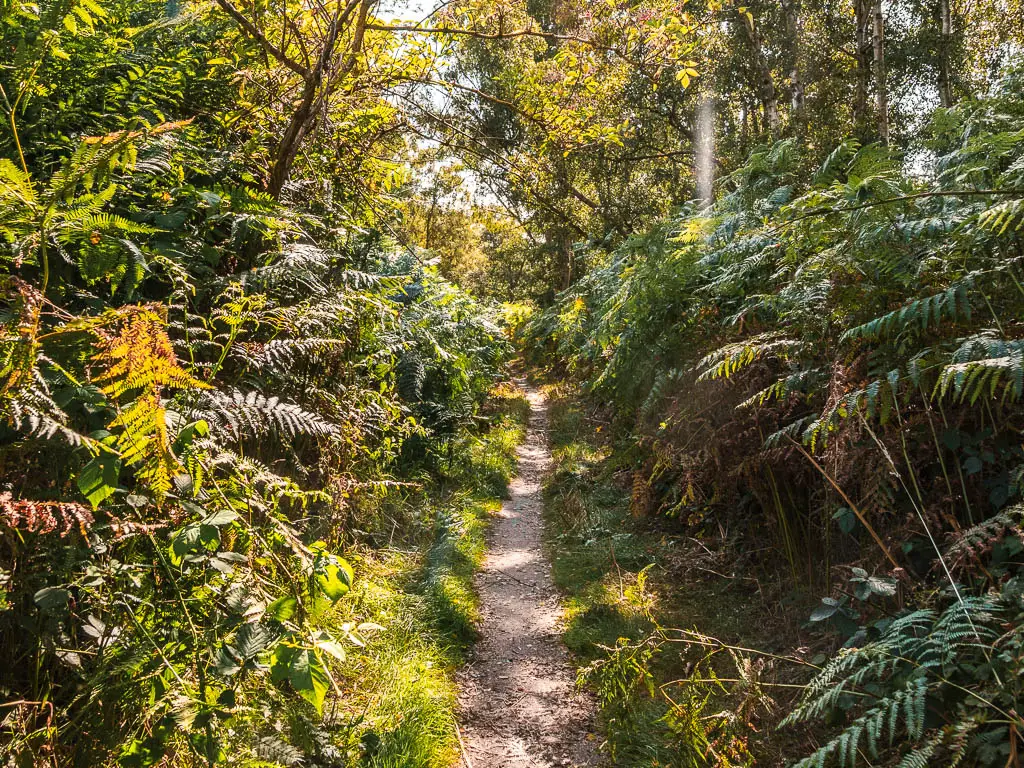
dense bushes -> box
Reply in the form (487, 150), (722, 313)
(0, 123), (510, 764)
(525, 66), (1024, 766)
(0, 2), (514, 765)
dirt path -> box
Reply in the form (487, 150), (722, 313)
(457, 384), (599, 768)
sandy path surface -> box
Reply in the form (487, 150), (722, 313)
(456, 384), (599, 768)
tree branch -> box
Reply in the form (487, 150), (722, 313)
(397, 97), (589, 237)
(213, 0), (310, 78)
(365, 22), (618, 53)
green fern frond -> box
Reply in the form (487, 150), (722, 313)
(944, 504), (1024, 575)
(0, 159), (38, 208)
(803, 370), (902, 448)
(197, 389), (339, 442)
(763, 416), (815, 448)
(396, 352), (428, 402)
(738, 367), (823, 409)
(814, 139), (861, 185)
(935, 334), (1024, 403)
(237, 338), (347, 371)
(697, 333), (801, 381)
(1, 377), (94, 448)
(842, 283), (971, 343)
(785, 593), (1014, 768)
(897, 735), (941, 768)
(978, 197), (1024, 234)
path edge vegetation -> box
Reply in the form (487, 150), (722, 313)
(3, 0), (1024, 765)
(521, 67), (1024, 766)
(336, 381), (530, 767)
(539, 377), (814, 767)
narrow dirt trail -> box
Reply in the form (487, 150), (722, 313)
(457, 384), (599, 768)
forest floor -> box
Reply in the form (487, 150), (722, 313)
(456, 383), (600, 768)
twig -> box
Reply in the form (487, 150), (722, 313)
(660, 678), (816, 691)
(786, 436), (901, 570)
(610, 539), (624, 599)
(213, 0), (309, 77)
(770, 188), (1024, 232)
(660, 629), (823, 669)
(492, 567), (542, 591)
(455, 722), (474, 768)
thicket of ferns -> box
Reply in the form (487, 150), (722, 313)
(526, 66), (1024, 766)
(0, 112), (505, 768)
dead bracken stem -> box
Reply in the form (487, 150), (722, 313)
(786, 436), (901, 571)
(455, 722), (474, 768)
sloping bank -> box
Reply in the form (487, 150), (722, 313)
(539, 380), (820, 767)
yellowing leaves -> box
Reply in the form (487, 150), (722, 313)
(676, 66), (700, 88)
(93, 305), (209, 501)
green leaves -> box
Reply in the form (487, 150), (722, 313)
(203, 509), (239, 526)
(840, 283), (972, 343)
(809, 597), (841, 622)
(167, 508), (238, 566)
(848, 568), (897, 601)
(311, 544), (354, 602)
(118, 718), (172, 768)
(270, 645), (331, 714)
(168, 523), (220, 565)
(34, 586), (71, 613)
(314, 636), (347, 663)
(216, 621), (279, 677)
(314, 559), (354, 601)
(266, 595), (298, 623)
(787, 595), (1013, 768)
(77, 451), (122, 509)
(0, 0), (515, 763)
(235, 622), (277, 659)
(832, 507), (858, 535)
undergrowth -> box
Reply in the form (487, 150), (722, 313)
(322, 382), (529, 767)
(541, 380), (818, 767)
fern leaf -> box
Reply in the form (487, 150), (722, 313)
(194, 389), (339, 442)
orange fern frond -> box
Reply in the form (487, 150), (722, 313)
(0, 492), (95, 538)
(93, 305), (209, 500)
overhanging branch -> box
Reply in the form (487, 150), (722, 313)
(213, 0), (310, 78)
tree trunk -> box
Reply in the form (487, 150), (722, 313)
(425, 185), (438, 250)
(742, 15), (780, 138)
(695, 96), (715, 208)
(740, 100), (749, 151)
(268, 79), (322, 198)
(784, 0), (805, 124)
(872, 0), (889, 144)
(937, 0), (954, 107)
(559, 234), (573, 290)
(853, 0), (872, 135)
(266, 0), (371, 199)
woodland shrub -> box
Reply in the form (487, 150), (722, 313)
(0, 1), (523, 760)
